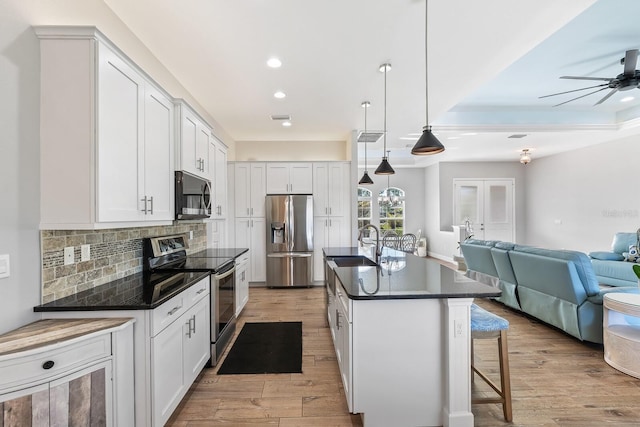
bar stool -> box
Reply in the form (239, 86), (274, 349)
(470, 303), (513, 422)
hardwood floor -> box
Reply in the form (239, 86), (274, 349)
(167, 283), (640, 426)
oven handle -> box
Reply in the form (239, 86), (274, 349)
(214, 265), (236, 281)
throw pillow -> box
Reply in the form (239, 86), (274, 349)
(589, 251), (625, 261)
(624, 245), (640, 263)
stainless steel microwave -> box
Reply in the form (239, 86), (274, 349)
(175, 171), (211, 220)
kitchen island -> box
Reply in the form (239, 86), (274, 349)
(324, 247), (501, 427)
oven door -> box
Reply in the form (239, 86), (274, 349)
(211, 261), (236, 365)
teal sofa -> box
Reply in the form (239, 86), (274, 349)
(589, 232), (639, 287)
(461, 239), (639, 344)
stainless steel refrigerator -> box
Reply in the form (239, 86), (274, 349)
(265, 194), (314, 287)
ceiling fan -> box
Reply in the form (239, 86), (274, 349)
(540, 49), (640, 107)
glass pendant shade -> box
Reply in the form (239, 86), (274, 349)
(375, 157), (395, 175)
(411, 126), (444, 155)
(359, 171), (374, 184)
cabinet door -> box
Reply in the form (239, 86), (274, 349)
(143, 86), (174, 221)
(313, 164), (329, 215)
(0, 383), (50, 426)
(151, 318), (185, 427)
(97, 43), (144, 222)
(234, 164), (251, 217)
(313, 217), (328, 282)
(249, 163), (267, 217)
(336, 299), (352, 411)
(290, 163), (313, 193)
(235, 261), (249, 316)
(328, 217), (351, 247)
(266, 164), (290, 194)
(181, 109), (199, 176)
(183, 297), (211, 386)
(327, 163), (349, 217)
(213, 141), (227, 218)
(250, 218), (267, 282)
(196, 126), (211, 180)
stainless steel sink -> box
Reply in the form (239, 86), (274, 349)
(331, 256), (377, 267)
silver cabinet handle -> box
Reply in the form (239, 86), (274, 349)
(251, 207), (254, 215)
(336, 309), (341, 329)
(141, 196), (148, 214)
(149, 196), (154, 215)
(185, 319), (192, 338)
(190, 315), (196, 334)
(196, 287), (206, 294)
(329, 207), (332, 215)
(168, 305), (182, 316)
(325, 207), (328, 214)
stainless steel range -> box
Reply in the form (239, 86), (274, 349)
(144, 234), (236, 366)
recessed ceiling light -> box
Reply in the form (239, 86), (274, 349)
(282, 121), (292, 127)
(274, 91), (286, 99)
(462, 132), (477, 136)
(267, 57), (282, 68)
(621, 96), (634, 103)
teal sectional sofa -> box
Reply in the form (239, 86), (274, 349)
(589, 232), (640, 287)
(460, 239), (639, 344)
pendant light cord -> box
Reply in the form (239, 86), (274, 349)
(425, 0), (429, 127)
(364, 103), (368, 169)
(383, 66), (388, 156)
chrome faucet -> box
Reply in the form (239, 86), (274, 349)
(358, 224), (381, 265)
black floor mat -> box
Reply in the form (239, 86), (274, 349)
(216, 321), (302, 375)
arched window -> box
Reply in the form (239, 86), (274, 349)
(378, 187), (405, 235)
(357, 187), (372, 234)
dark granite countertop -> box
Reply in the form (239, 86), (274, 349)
(188, 248), (249, 259)
(34, 270), (210, 312)
(325, 247), (501, 300)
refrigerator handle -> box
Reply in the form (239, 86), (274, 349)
(288, 199), (294, 251)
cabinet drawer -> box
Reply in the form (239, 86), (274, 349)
(0, 334), (111, 393)
(151, 294), (187, 337)
(236, 252), (249, 265)
(183, 277), (210, 308)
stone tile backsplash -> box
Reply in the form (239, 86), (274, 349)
(41, 223), (207, 303)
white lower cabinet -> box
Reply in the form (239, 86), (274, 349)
(41, 278), (210, 427)
(333, 285), (353, 411)
(151, 279), (211, 427)
(313, 217), (350, 282)
(235, 251), (250, 316)
(0, 319), (135, 427)
(236, 218), (266, 282)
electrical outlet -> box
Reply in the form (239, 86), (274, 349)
(189, 230), (194, 239)
(64, 246), (74, 265)
(454, 319), (465, 338)
(81, 244), (91, 262)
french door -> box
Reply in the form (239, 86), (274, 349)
(453, 179), (515, 242)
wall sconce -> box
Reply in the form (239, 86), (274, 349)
(520, 149), (532, 165)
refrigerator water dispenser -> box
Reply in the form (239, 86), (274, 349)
(271, 222), (285, 244)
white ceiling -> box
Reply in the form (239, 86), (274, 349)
(102, 0), (640, 167)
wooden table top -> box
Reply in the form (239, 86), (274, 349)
(0, 318), (133, 356)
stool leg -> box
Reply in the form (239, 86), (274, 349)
(470, 337), (475, 384)
(498, 330), (513, 422)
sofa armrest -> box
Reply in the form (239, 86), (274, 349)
(587, 286), (640, 305)
(589, 251), (625, 261)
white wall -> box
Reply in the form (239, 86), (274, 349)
(356, 168), (426, 237)
(525, 134), (640, 253)
(235, 140), (348, 162)
(1, 2), (42, 333)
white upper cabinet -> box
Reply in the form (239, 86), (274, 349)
(176, 101), (211, 180)
(266, 163), (313, 194)
(313, 162), (350, 217)
(234, 163), (266, 218)
(37, 26), (174, 229)
(210, 136), (228, 218)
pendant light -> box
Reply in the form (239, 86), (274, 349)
(358, 101), (374, 185)
(520, 149), (532, 165)
(411, 0), (445, 155)
(375, 63), (395, 175)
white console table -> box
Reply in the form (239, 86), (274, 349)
(603, 292), (640, 379)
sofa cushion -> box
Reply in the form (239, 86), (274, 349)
(589, 251), (625, 261)
(612, 233), (638, 254)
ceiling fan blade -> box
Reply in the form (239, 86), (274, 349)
(560, 76), (612, 82)
(594, 88), (618, 105)
(553, 86), (609, 107)
(623, 49), (639, 76)
(539, 83), (609, 99)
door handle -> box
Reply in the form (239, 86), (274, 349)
(149, 196), (154, 215)
(140, 196), (148, 214)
